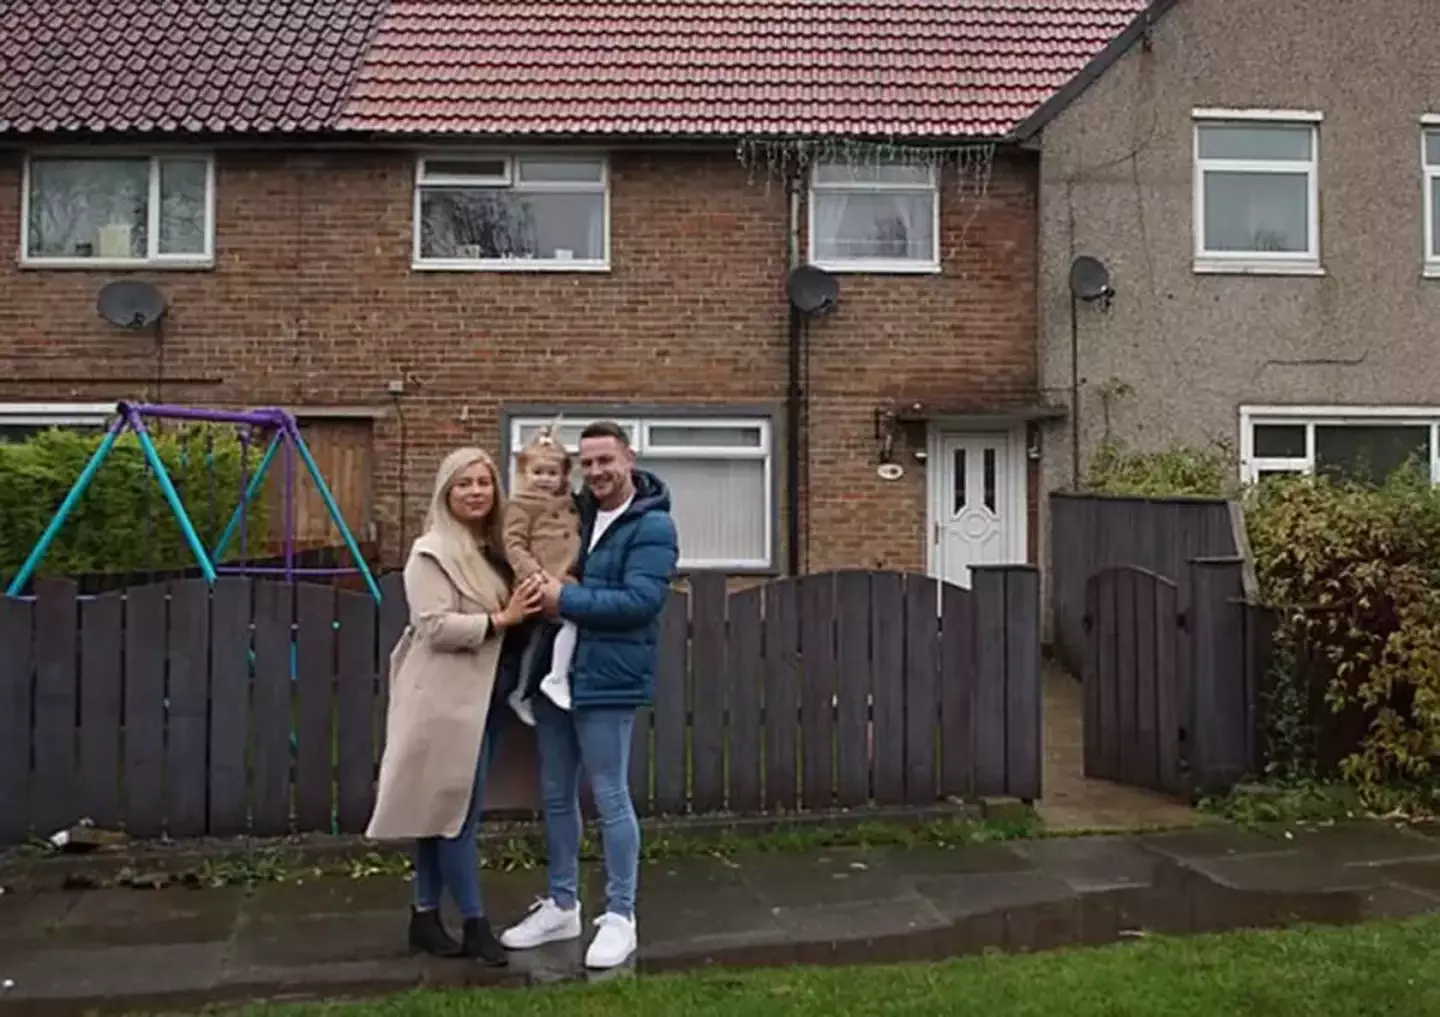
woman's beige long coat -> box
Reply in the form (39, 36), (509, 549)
(366, 533), (512, 841)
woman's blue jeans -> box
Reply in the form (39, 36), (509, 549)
(412, 708), (503, 919)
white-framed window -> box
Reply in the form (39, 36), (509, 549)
(1193, 110), (1321, 274)
(1423, 127), (1440, 274)
(0, 403), (112, 442)
(413, 154), (609, 271)
(21, 154), (215, 267)
(507, 414), (774, 570)
(808, 160), (940, 273)
(1240, 406), (1440, 487)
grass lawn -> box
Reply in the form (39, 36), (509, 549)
(198, 915), (1440, 1017)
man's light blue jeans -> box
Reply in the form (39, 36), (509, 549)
(534, 700), (639, 919)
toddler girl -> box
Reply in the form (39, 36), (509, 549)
(502, 424), (581, 725)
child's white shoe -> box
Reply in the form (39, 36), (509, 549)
(539, 672), (571, 711)
(508, 687), (536, 727)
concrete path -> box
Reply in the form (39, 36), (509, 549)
(5, 821), (1440, 1015)
(1037, 662), (1199, 831)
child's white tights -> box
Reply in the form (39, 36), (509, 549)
(539, 620), (577, 710)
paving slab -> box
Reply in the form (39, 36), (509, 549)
(736, 849), (933, 910)
(1140, 825), (1294, 862)
(1283, 822), (1440, 866)
(770, 895), (949, 942)
(914, 869), (1077, 922)
(44, 886), (244, 948)
(1184, 849), (1387, 894)
(1012, 835), (1165, 892)
(246, 875), (412, 918)
(1370, 859), (1440, 898)
(0, 892), (79, 944)
(639, 857), (788, 957)
(0, 942), (227, 1001)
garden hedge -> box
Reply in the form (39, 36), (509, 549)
(0, 424), (270, 578)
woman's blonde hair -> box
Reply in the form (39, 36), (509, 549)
(424, 447), (507, 556)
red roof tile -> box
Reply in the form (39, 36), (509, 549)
(341, 0), (1149, 139)
(0, 0), (389, 135)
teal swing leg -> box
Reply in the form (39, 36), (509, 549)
(6, 424), (124, 597)
(210, 431), (281, 562)
(130, 425), (217, 584)
(287, 423), (383, 604)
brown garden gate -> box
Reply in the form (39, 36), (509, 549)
(0, 566), (1042, 845)
(1082, 558), (1267, 798)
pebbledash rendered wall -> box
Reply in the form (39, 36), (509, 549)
(0, 144), (1040, 573)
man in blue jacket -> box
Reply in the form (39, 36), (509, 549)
(500, 420), (679, 970)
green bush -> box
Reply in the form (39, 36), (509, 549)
(1084, 437), (1239, 498)
(1246, 470), (1440, 799)
(0, 425), (269, 578)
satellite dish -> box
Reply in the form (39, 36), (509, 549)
(787, 265), (840, 317)
(97, 280), (167, 330)
(1068, 255), (1114, 304)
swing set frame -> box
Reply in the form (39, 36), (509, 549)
(4, 401), (383, 603)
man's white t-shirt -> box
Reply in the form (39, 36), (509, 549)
(589, 494), (634, 552)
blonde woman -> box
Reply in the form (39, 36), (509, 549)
(367, 448), (543, 964)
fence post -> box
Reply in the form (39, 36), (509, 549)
(972, 565), (1041, 801)
(0, 595), (34, 845)
(1188, 556), (1251, 794)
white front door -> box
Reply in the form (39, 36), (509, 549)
(929, 431), (1026, 588)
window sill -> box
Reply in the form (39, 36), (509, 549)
(809, 260), (942, 276)
(1423, 264), (1440, 279)
(1193, 259), (1324, 277)
(412, 259), (610, 274)
(679, 562), (780, 576)
(18, 257), (214, 271)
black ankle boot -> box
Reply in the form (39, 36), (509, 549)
(461, 917), (509, 966)
(409, 909), (461, 957)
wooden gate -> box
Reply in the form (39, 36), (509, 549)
(1082, 557), (1270, 799)
(1082, 566), (1184, 795)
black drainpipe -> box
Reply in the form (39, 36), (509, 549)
(784, 168), (804, 576)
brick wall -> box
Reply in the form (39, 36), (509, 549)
(0, 144), (1039, 573)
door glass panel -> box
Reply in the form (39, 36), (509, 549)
(1314, 425), (1430, 486)
(952, 449), (966, 513)
(983, 448), (997, 512)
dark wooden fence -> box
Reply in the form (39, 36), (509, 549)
(1083, 558), (1269, 796)
(0, 566), (1041, 845)
(1049, 493), (1249, 671)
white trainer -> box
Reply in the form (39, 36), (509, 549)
(539, 672), (572, 711)
(508, 687), (535, 727)
(585, 912), (637, 969)
(500, 898), (582, 950)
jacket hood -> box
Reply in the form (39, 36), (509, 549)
(578, 468), (671, 519)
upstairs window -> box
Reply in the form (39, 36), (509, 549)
(808, 161), (940, 273)
(414, 155), (609, 270)
(23, 154), (214, 267)
(1193, 113), (1320, 274)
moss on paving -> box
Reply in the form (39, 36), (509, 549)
(185, 915), (1440, 1017)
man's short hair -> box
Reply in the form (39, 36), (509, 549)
(579, 420), (630, 447)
